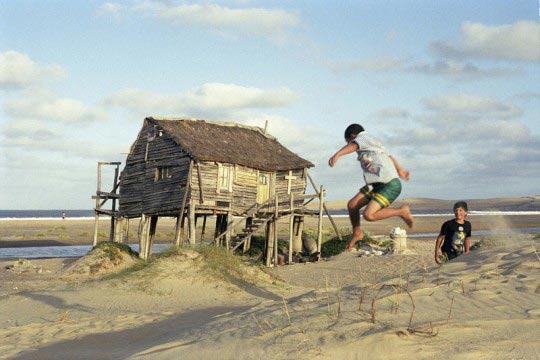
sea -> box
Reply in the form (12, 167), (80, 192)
(1, 209), (539, 259)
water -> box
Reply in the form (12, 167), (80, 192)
(0, 244), (172, 260)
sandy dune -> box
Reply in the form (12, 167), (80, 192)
(1, 232), (539, 359)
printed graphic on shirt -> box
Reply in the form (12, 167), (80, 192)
(358, 153), (381, 177)
(451, 226), (465, 253)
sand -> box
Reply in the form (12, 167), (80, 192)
(0, 214), (539, 359)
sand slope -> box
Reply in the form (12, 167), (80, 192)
(1, 236), (539, 359)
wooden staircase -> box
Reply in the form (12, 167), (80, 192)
(230, 213), (275, 251)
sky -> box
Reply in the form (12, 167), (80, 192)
(1, 0), (539, 210)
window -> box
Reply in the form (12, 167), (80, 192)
(217, 164), (233, 192)
(155, 166), (173, 181)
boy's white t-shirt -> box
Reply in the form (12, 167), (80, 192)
(352, 132), (398, 185)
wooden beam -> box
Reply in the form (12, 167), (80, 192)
(317, 186), (324, 255)
(289, 193), (294, 264)
(307, 172), (342, 241)
(196, 162), (205, 204)
(175, 160), (193, 246)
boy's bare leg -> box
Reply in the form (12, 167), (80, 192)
(346, 193), (370, 250)
(363, 202), (415, 228)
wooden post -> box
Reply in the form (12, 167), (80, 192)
(146, 216), (158, 259)
(175, 160), (193, 246)
(265, 221), (274, 267)
(317, 186), (325, 255)
(114, 217), (124, 243)
(223, 212), (231, 250)
(201, 215), (207, 243)
(289, 193), (294, 264)
(188, 203), (196, 246)
(92, 163), (102, 246)
(243, 217), (253, 253)
(274, 195), (278, 267)
(109, 165), (119, 242)
(307, 172), (342, 241)
(125, 218), (130, 243)
(138, 214), (149, 260)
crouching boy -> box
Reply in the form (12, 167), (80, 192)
(435, 201), (471, 264)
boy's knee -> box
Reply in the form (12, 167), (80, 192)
(347, 199), (359, 211)
(363, 212), (375, 222)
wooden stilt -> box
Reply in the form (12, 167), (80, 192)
(317, 186), (325, 255)
(201, 215), (207, 243)
(146, 216), (158, 259)
(243, 217), (253, 253)
(138, 215), (150, 260)
(265, 221), (274, 267)
(225, 212), (231, 250)
(125, 218), (130, 243)
(289, 193), (294, 264)
(188, 204), (196, 246)
(274, 195), (278, 267)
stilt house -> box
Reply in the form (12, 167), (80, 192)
(110, 117), (329, 262)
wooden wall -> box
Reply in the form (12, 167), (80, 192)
(119, 122), (190, 217)
(120, 121), (310, 218)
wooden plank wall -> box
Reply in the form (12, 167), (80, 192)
(119, 123), (190, 217)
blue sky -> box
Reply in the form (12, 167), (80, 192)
(1, 0), (539, 209)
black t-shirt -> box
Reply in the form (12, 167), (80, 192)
(439, 219), (472, 256)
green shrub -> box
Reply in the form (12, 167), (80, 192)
(79, 231), (90, 237)
(94, 241), (138, 261)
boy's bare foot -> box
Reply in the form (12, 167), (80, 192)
(400, 205), (415, 229)
(345, 234), (363, 251)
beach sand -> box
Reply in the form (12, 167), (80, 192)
(0, 217), (539, 359)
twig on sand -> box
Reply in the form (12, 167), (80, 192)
(282, 295), (292, 326)
(56, 311), (73, 324)
(446, 295), (455, 324)
(251, 314), (266, 335)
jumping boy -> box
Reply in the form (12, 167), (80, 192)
(329, 124), (414, 250)
(435, 201), (471, 264)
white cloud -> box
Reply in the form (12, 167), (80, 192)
(422, 94), (522, 118)
(430, 21), (540, 62)
(0, 51), (66, 90)
(104, 83), (298, 117)
(132, 1), (300, 41)
(184, 83), (298, 109)
(4, 88), (107, 124)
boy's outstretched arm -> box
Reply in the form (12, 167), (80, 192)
(389, 155), (410, 181)
(328, 142), (358, 167)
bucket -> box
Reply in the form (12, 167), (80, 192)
(391, 235), (407, 251)
(390, 227), (407, 251)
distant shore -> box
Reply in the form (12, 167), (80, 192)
(1, 213), (539, 248)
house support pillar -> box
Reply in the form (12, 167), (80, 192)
(139, 215), (158, 260)
(188, 204), (196, 246)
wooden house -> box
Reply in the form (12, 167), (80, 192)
(95, 117), (335, 263)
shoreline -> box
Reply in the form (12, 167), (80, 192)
(1, 214), (540, 248)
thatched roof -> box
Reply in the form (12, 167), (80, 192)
(146, 117), (314, 171)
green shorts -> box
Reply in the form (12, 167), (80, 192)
(360, 178), (402, 208)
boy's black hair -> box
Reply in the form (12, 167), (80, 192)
(344, 124), (365, 141)
(453, 201), (468, 212)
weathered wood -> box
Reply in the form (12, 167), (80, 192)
(175, 161), (193, 246)
(196, 162), (205, 204)
(317, 186), (324, 255)
(289, 193), (294, 264)
(307, 172), (342, 241)
(188, 203), (196, 246)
